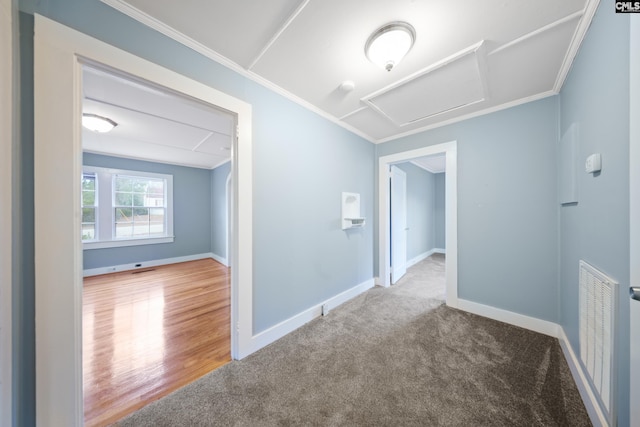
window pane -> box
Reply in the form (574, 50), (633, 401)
(82, 174), (95, 191)
(82, 207), (95, 223)
(133, 208), (149, 222)
(132, 179), (148, 193)
(82, 190), (95, 206)
(149, 208), (164, 222)
(133, 193), (145, 207)
(115, 192), (132, 207)
(133, 224), (150, 236)
(115, 222), (133, 238)
(81, 223), (96, 241)
(115, 177), (133, 192)
(149, 222), (164, 235)
(115, 207), (132, 222)
(148, 180), (164, 195)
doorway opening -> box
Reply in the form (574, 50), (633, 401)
(34, 15), (254, 424)
(80, 63), (235, 425)
(378, 141), (458, 308)
(389, 155), (447, 302)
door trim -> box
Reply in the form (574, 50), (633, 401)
(378, 141), (458, 307)
(629, 14), (639, 427)
(0, 0), (13, 423)
(34, 15), (253, 425)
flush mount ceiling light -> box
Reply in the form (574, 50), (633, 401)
(365, 22), (416, 72)
(82, 113), (118, 133)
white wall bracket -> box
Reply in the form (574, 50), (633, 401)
(342, 192), (365, 229)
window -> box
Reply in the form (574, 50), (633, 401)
(82, 166), (174, 249)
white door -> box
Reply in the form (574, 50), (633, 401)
(391, 165), (407, 284)
(630, 16), (640, 427)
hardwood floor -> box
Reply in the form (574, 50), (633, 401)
(83, 259), (231, 426)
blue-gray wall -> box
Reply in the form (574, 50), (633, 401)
(82, 153), (213, 269)
(559, 4), (630, 425)
(396, 162), (437, 261)
(434, 173), (445, 249)
(211, 161), (231, 262)
(377, 97), (559, 323)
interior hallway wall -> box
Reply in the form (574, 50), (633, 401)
(558, 3), (631, 425)
(377, 96), (559, 323)
(211, 161), (231, 263)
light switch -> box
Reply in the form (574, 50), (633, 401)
(585, 153), (601, 174)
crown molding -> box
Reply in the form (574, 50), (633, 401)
(375, 90), (557, 144)
(553, 0), (601, 92)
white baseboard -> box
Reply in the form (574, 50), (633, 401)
(210, 252), (229, 267)
(457, 299), (559, 338)
(457, 300), (607, 426)
(249, 278), (375, 354)
(406, 250), (434, 269)
(557, 327), (609, 427)
(405, 248), (447, 269)
(83, 252), (216, 277)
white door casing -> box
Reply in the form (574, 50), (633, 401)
(0, 0), (14, 423)
(629, 14), (639, 427)
(34, 15), (253, 425)
(390, 165), (408, 284)
(378, 141), (458, 307)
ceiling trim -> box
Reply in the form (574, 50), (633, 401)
(553, 0), (600, 92)
(410, 160), (442, 174)
(83, 148), (229, 170)
(101, 0), (377, 143)
(247, 0), (311, 70)
(488, 10), (584, 56)
(363, 41), (486, 105)
(375, 89), (557, 144)
(360, 41), (487, 128)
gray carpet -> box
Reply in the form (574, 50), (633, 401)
(117, 254), (591, 426)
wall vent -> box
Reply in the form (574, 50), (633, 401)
(578, 260), (617, 426)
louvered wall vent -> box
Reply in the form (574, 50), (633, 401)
(579, 260), (617, 426)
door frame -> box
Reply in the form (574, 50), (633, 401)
(378, 141), (458, 308)
(34, 15), (253, 425)
(0, 0), (14, 423)
(629, 14), (639, 426)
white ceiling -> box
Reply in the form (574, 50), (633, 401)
(82, 66), (233, 169)
(101, 0), (596, 144)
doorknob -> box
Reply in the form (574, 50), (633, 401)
(631, 287), (640, 301)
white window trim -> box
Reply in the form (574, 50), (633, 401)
(82, 165), (174, 250)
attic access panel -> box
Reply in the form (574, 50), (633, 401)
(365, 43), (487, 126)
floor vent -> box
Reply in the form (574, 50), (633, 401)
(579, 260), (617, 426)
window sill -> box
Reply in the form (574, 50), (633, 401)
(83, 236), (175, 250)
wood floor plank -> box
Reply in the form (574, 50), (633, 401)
(83, 259), (231, 427)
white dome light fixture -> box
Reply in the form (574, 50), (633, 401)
(365, 22), (416, 72)
(82, 113), (118, 133)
